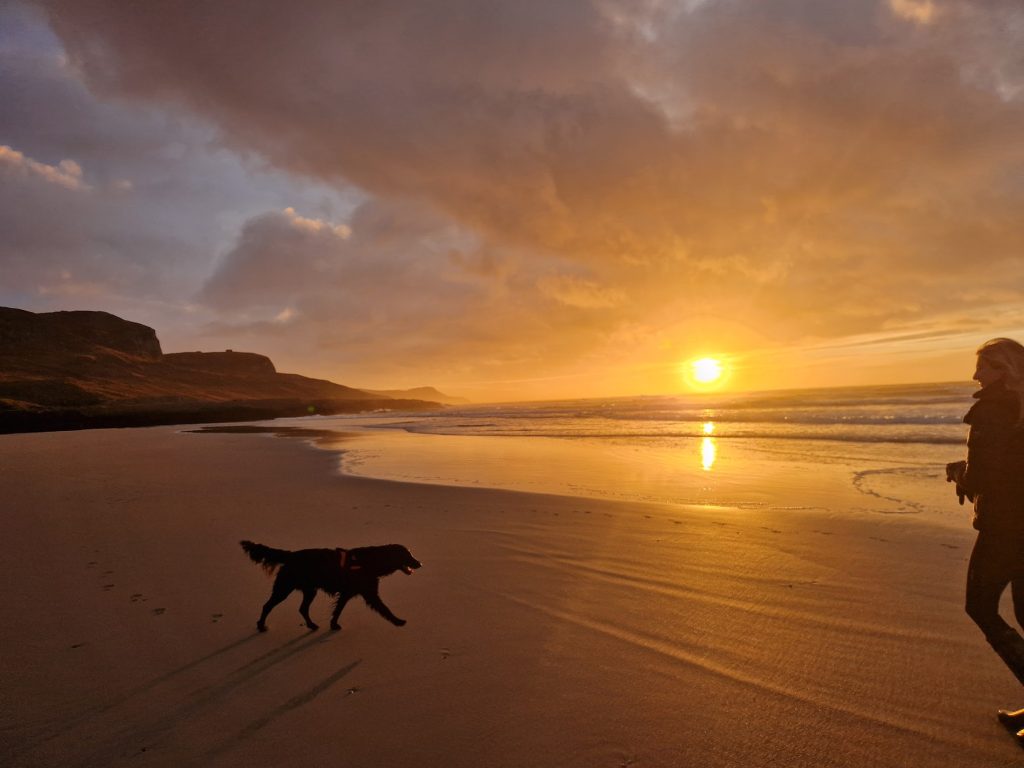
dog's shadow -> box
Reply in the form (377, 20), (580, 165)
(11, 632), (361, 768)
(126, 632), (361, 760)
(202, 657), (363, 762)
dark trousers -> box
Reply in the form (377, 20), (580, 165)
(965, 529), (1024, 686)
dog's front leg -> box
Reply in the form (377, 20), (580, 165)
(362, 585), (406, 627)
(330, 591), (355, 631)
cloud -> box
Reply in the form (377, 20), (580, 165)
(192, 196), (645, 387)
(0, 144), (88, 190)
(537, 274), (626, 309)
(31, 1), (673, 260)
(198, 198), (495, 337)
(200, 206), (355, 310)
(9, 0), (1024, 394)
(32, 1), (1024, 266)
(888, 0), (936, 24)
(0, 4), (360, 324)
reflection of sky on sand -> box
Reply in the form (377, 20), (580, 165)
(280, 418), (966, 527)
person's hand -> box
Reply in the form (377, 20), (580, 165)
(945, 461), (968, 505)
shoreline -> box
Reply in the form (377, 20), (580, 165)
(0, 399), (441, 435)
(204, 420), (972, 532)
(2, 425), (1016, 768)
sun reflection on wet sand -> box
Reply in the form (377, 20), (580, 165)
(701, 422), (717, 471)
(299, 414), (936, 515)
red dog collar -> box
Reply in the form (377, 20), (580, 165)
(337, 549), (362, 571)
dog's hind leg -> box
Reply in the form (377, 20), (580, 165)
(298, 588), (319, 631)
(330, 591), (355, 631)
(362, 585), (406, 627)
(257, 582), (292, 632)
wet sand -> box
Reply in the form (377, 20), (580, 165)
(2, 426), (1022, 767)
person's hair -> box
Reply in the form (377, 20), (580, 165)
(977, 337), (1024, 422)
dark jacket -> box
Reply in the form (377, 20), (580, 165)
(962, 380), (1024, 532)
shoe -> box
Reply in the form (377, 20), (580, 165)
(1000, 709), (1024, 732)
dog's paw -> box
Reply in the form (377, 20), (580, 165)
(256, 623), (267, 633)
(330, 623), (342, 631)
(306, 622), (320, 631)
(393, 618), (407, 627)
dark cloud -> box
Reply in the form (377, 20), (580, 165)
(30, 0), (673, 258)
(33, 1), (1024, 255)
(0, 3), (359, 321)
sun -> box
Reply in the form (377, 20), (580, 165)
(691, 357), (723, 384)
(678, 355), (730, 390)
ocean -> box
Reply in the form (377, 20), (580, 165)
(275, 381), (980, 529)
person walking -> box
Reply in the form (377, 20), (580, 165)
(947, 338), (1024, 740)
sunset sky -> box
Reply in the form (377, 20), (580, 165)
(2, 1), (1023, 401)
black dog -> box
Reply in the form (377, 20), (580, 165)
(240, 540), (421, 632)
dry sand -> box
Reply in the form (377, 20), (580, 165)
(2, 426), (1023, 767)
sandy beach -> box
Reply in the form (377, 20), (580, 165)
(3, 426), (1024, 767)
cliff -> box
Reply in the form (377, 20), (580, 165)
(163, 350), (278, 376)
(0, 307), (162, 361)
(0, 308), (441, 432)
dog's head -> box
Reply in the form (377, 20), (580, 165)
(354, 544), (422, 577)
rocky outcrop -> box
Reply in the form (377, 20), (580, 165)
(0, 307), (162, 360)
(163, 351), (277, 376)
(0, 307), (442, 432)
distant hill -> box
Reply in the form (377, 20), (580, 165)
(0, 307), (441, 433)
(363, 386), (469, 405)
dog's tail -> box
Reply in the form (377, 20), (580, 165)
(240, 540), (291, 575)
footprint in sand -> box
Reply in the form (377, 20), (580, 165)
(70, 642), (87, 649)
(211, 613), (223, 623)
(941, 543), (959, 550)
(346, 686), (361, 695)
(86, 561), (98, 568)
(130, 593), (144, 603)
(152, 607), (166, 616)
(440, 647), (451, 660)
(102, 584), (115, 591)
